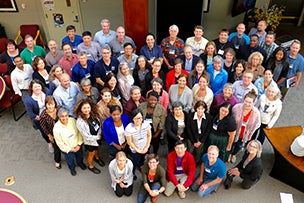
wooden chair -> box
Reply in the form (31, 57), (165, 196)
(0, 63), (26, 121)
(14, 24), (46, 50)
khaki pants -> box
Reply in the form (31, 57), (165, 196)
(164, 174), (188, 197)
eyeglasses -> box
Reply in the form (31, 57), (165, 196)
(134, 116), (143, 120)
(249, 144), (257, 149)
(148, 161), (157, 164)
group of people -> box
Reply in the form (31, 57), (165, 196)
(0, 18), (303, 202)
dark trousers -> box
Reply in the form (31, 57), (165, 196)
(115, 183), (133, 197)
(130, 152), (145, 174)
(257, 123), (268, 144)
(33, 120), (50, 143)
(224, 173), (259, 189)
(53, 141), (61, 163)
(151, 135), (161, 154)
(62, 146), (84, 171)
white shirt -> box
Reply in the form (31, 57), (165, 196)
(193, 112), (206, 134)
(11, 64), (33, 96)
(185, 36), (209, 56)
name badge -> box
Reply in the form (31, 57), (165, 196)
(213, 123), (218, 130)
(218, 49), (224, 55)
(45, 79), (49, 84)
(106, 70), (111, 75)
(86, 52), (91, 57)
(169, 49), (175, 55)
(68, 134), (75, 138)
(145, 118), (153, 124)
(93, 123), (100, 131)
(289, 65), (293, 69)
(68, 96), (73, 102)
(111, 66), (116, 71)
(234, 44), (240, 49)
(24, 76), (29, 80)
(205, 168), (211, 173)
(85, 73), (91, 79)
(241, 121), (247, 127)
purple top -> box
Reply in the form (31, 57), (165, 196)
(210, 93), (239, 114)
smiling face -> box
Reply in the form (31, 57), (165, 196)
(169, 27), (178, 38)
(207, 147), (219, 164)
(235, 63), (244, 75)
(275, 50), (284, 61)
(101, 48), (111, 60)
(266, 86), (277, 100)
(146, 35), (155, 48)
(178, 76), (187, 88)
(111, 109), (122, 122)
(219, 32), (229, 43)
(7, 43), (16, 52)
(174, 63), (182, 74)
(59, 111), (69, 125)
(62, 44), (72, 57)
(206, 44), (215, 55)
(264, 70), (273, 82)
(244, 97), (254, 110)
(133, 112), (143, 126)
(251, 55), (260, 66)
(46, 100), (55, 112)
(184, 46), (193, 60)
(219, 106), (229, 118)
(152, 61), (161, 73)
(54, 67), (63, 79)
(242, 72), (253, 86)
(175, 143), (186, 157)
(131, 88), (141, 102)
(194, 28), (203, 39)
(213, 62), (222, 71)
(120, 64), (130, 76)
(148, 158), (159, 170)
(124, 44), (133, 57)
(152, 81), (162, 93)
(147, 95), (158, 108)
(290, 42), (300, 56)
(225, 52), (234, 62)
(196, 105), (205, 118)
(101, 22), (110, 34)
(236, 23), (245, 35)
(102, 91), (112, 104)
(79, 55), (88, 67)
(82, 35), (92, 46)
(138, 57), (146, 69)
(81, 103), (91, 117)
(107, 76), (117, 89)
(223, 86), (233, 99)
(25, 36), (34, 49)
(32, 83), (42, 95)
(195, 62), (204, 74)
(67, 29), (75, 39)
(60, 74), (70, 89)
(173, 105), (183, 117)
(250, 36), (259, 48)
(37, 59), (45, 71)
(198, 76), (208, 89)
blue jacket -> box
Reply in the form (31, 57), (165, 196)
(103, 114), (130, 146)
(207, 65), (228, 96)
(24, 95), (40, 121)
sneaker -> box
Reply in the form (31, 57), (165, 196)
(48, 144), (54, 153)
(178, 192), (186, 199)
(231, 155), (237, 163)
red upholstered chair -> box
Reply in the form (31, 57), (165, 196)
(0, 37), (7, 53)
(14, 24), (46, 49)
(0, 63), (9, 75)
(0, 64), (26, 121)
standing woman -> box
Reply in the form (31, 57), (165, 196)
(257, 86), (282, 144)
(0, 39), (21, 73)
(266, 46), (289, 87)
(145, 58), (166, 91)
(139, 91), (166, 154)
(74, 99), (105, 174)
(108, 151), (134, 197)
(224, 140), (263, 190)
(97, 87), (122, 124)
(40, 96), (62, 169)
(140, 33), (163, 64)
(123, 86), (146, 116)
(228, 59), (245, 83)
(165, 102), (188, 152)
(168, 74), (193, 113)
(207, 102), (236, 162)
(146, 78), (169, 114)
(133, 56), (151, 96)
(117, 62), (134, 105)
(254, 69), (278, 98)
(192, 74), (214, 112)
(223, 48), (236, 76)
(187, 101), (211, 164)
(137, 153), (166, 203)
(103, 105), (130, 157)
(48, 65), (65, 87)
(188, 59), (208, 88)
(245, 52), (265, 82)
(200, 41), (217, 67)
(104, 72), (122, 102)
(24, 80), (52, 152)
(125, 109), (152, 177)
(230, 90), (261, 163)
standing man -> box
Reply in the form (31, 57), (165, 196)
(228, 23), (250, 50)
(11, 56), (33, 101)
(185, 25), (209, 57)
(248, 20), (267, 46)
(94, 19), (116, 47)
(237, 34), (267, 62)
(53, 73), (80, 117)
(178, 46), (200, 73)
(62, 25), (83, 53)
(77, 31), (101, 63)
(191, 145), (226, 198)
(59, 42), (79, 76)
(94, 44), (119, 90)
(213, 29), (234, 57)
(109, 26), (137, 57)
(164, 140), (196, 199)
(20, 35), (46, 65)
(117, 42), (138, 71)
(71, 51), (96, 85)
(260, 31), (278, 62)
(45, 39), (64, 66)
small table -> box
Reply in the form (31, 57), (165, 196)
(265, 126), (304, 192)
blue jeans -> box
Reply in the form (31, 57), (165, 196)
(62, 146), (84, 171)
(137, 183), (160, 203)
(191, 178), (220, 198)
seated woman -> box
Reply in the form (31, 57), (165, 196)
(137, 153), (166, 203)
(254, 69), (278, 99)
(228, 59), (245, 83)
(108, 151), (134, 197)
(165, 101), (188, 152)
(245, 51), (265, 82)
(0, 39), (21, 74)
(76, 78), (100, 103)
(200, 41), (217, 67)
(266, 46), (289, 87)
(103, 105), (130, 157)
(187, 101), (211, 164)
(24, 79), (52, 152)
(257, 86), (282, 144)
(53, 107), (86, 176)
(206, 55), (228, 96)
(125, 109), (152, 178)
(140, 33), (163, 64)
(207, 102), (236, 162)
(192, 74), (213, 112)
(166, 58), (189, 91)
(210, 83), (238, 115)
(224, 140), (263, 190)
(48, 65), (65, 87)
(168, 74), (193, 113)
(231, 90), (260, 163)
(223, 48), (236, 76)
(146, 78), (169, 114)
(97, 87), (122, 124)
(117, 62), (134, 105)
(132, 55), (151, 96)
(123, 86), (146, 116)
(74, 99), (105, 174)
(104, 72), (122, 102)
(188, 59), (208, 88)
(144, 58), (166, 91)
(139, 91), (165, 154)
(40, 96), (61, 169)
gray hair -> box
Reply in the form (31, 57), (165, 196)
(151, 78), (163, 86)
(248, 52), (264, 66)
(80, 78), (91, 87)
(78, 51), (87, 57)
(130, 86), (141, 94)
(213, 55), (223, 63)
(100, 19), (110, 25)
(223, 82), (233, 91)
(101, 44), (111, 52)
(57, 107), (69, 118)
(247, 140), (262, 158)
(169, 24), (179, 33)
(264, 85), (281, 100)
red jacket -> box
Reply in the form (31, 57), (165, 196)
(166, 151), (196, 188)
(166, 69), (189, 91)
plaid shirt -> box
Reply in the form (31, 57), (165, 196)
(160, 36), (184, 66)
(261, 41), (278, 61)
